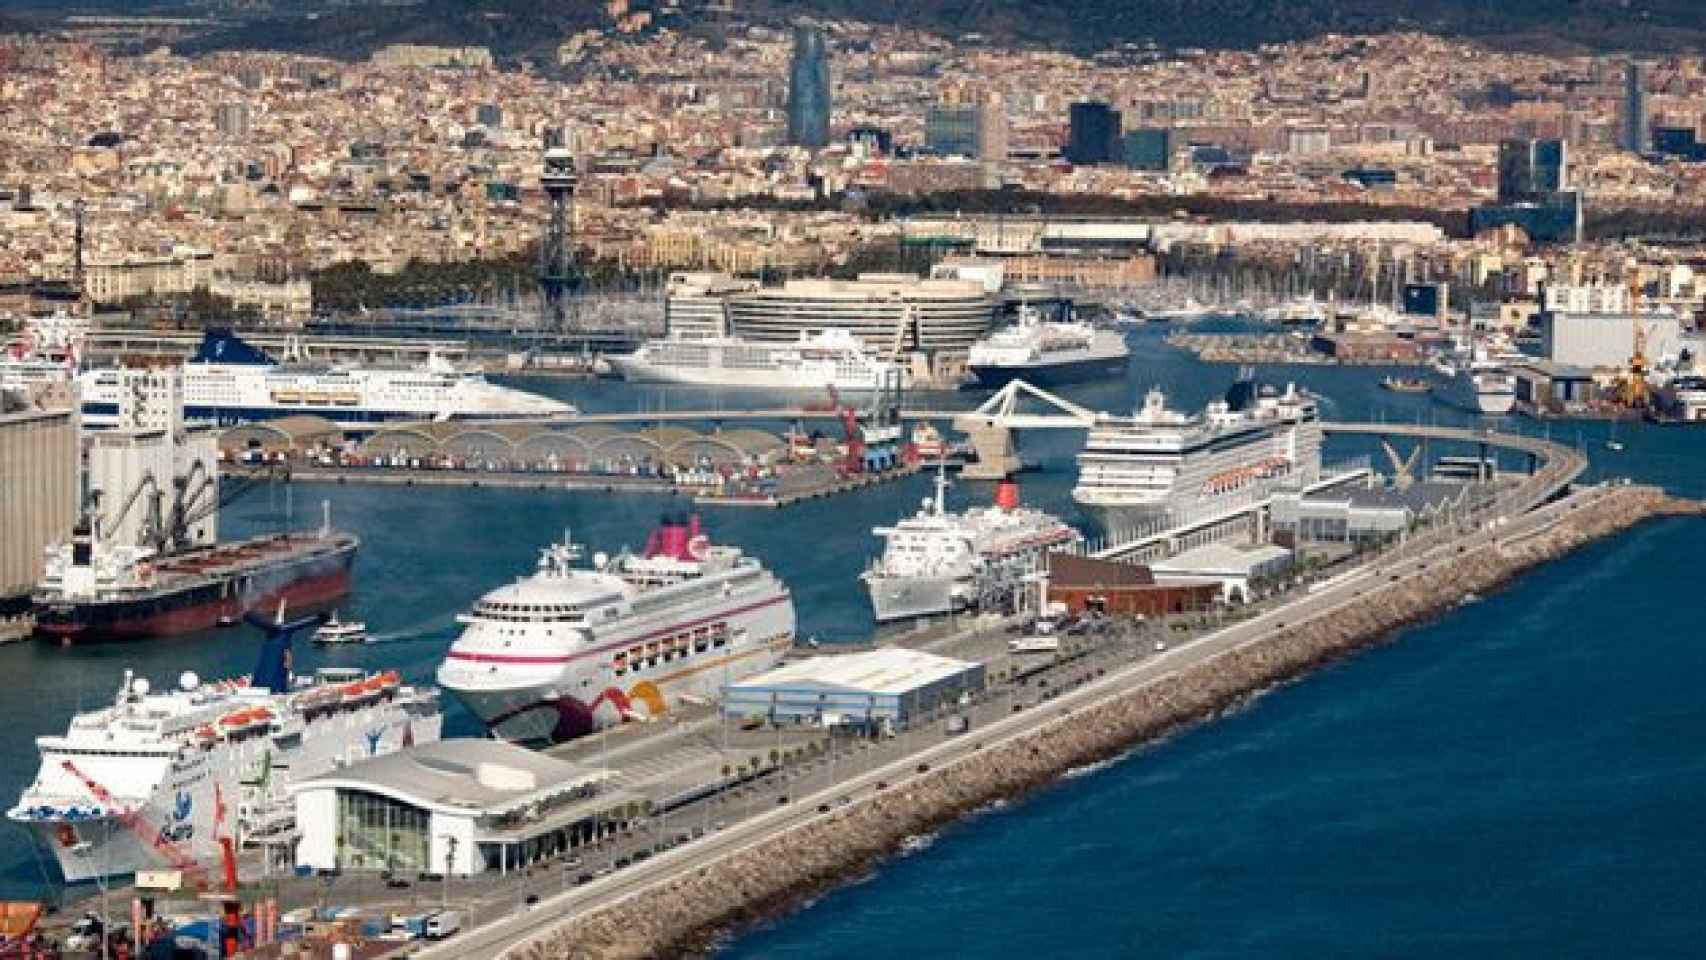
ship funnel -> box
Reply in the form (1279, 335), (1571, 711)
(995, 477), (1020, 511)
(245, 605), (327, 694)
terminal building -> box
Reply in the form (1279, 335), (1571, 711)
(291, 739), (646, 877)
(724, 274), (996, 360)
(722, 648), (985, 731)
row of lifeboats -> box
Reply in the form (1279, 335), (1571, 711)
(981, 526), (1080, 558)
(293, 670), (403, 713)
(1201, 457), (1291, 496)
(271, 389), (361, 405)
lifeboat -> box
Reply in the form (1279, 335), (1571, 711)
(271, 390), (303, 403)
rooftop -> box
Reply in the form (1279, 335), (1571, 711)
(1151, 541), (1293, 575)
(289, 738), (612, 816)
(730, 647), (979, 696)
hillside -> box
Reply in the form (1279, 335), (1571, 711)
(165, 0), (1706, 62)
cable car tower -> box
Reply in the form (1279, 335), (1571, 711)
(539, 144), (582, 328)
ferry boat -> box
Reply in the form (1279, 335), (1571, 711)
(607, 329), (908, 392)
(77, 330), (573, 428)
(312, 613), (368, 645)
(1072, 378), (1322, 531)
(436, 516), (795, 745)
(964, 305), (1129, 389)
(0, 310), (87, 392)
(863, 473), (1082, 623)
(7, 610), (442, 883)
(33, 510), (358, 645)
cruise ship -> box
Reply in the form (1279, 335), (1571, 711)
(1, 310), (87, 392)
(608, 329), (909, 391)
(964, 306), (1129, 388)
(78, 330), (573, 428)
(1430, 351), (1517, 416)
(863, 474), (1082, 622)
(1072, 378), (1322, 530)
(436, 516), (795, 745)
(7, 611), (442, 883)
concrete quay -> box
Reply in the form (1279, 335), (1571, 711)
(482, 483), (1698, 960)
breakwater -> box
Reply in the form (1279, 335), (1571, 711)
(513, 486), (1701, 960)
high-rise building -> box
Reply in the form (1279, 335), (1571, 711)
(1122, 128), (1171, 171)
(213, 102), (250, 139)
(786, 26), (831, 149)
(1065, 102), (1121, 165)
(1497, 138), (1568, 204)
(925, 94), (1006, 163)
(476, 103), (503, 128)
(1623, 60), (1649, 153)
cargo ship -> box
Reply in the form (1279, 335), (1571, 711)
(33, 514), (358, 644)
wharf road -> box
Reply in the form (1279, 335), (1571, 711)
(428, 478), (1618, 960)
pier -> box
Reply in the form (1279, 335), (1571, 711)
(417, 467), (1678, 959)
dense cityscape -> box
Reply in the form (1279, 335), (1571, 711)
(3, 5), (1706, 959)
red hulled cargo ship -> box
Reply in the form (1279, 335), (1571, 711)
(32, 525), (358, 644)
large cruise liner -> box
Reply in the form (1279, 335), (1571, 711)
(1072, 379), (1322, 530)
(8, 611), (442, 882)
(965, 305), (1129, 388)
(863, 474), (1082, 622)
(78, 330), (573, 428)
(608, 329), (909, 391)
(436, 516), (795, 745)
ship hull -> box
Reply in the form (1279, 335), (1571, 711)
(35, 538), (357, 644)
(607, 355), (900, 392)
(863, 574), (968, 623)
(966, 353), (1129, 390)
(447, 632), (792, 745)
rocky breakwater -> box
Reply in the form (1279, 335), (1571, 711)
(514, 485), (1701, 960)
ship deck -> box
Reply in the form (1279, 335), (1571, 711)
(151, 531), (357, 583)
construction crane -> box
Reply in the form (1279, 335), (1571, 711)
(823, 384), (866, 475)
(1620, 273), (1652, 409)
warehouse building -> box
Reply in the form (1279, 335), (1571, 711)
(0, 406), (78, 616)
(1270, 483), (1474, 545)
(722, 648), (985, 731)
(1149, 542), (1294, 604)
(291, 739), (645, 878)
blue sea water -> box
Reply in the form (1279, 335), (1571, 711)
(3, 325), (1703, 956)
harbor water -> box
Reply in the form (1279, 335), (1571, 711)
(3, 325), (1703, 956)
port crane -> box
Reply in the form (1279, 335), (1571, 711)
(91, 458), (288, 553)
(1619, 273), (1653, 410)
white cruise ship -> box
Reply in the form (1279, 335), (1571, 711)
(964, 305), (1129, 389)
(436, 516), (795, 745)
(863, 474), (1082, 622)
(7, 612), (442, 883)
(1072, 379), (1322, 530)
(1430, 349), (1517, 416)
(607, 329), (908, 391)
(77, 330), (573, 428)
(1, 310), (88, 392)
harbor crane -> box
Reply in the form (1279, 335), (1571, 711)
(91, 458), (288, 552)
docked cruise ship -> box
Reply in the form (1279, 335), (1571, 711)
(1, 310), (88, 392)
(608, 329), (909, 391)
(8, 612), (442, 882)
(436, 516), (795, 745)
(78, 330), (573, 428)
(965, 305), (1129, 388)
(863, 474), (1082, 622)
(1072, 379), (1322, 530)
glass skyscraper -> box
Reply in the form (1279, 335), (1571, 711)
(787, 26), (831, 149)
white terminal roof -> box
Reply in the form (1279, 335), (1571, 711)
(289, 738), (612, 816)
(730, 648), (979, 697)
(1151, 542), (1293, 577)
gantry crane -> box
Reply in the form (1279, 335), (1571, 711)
(1620, 273), (1651, 409)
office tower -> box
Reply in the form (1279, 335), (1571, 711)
(1623, 60), (1649, 153)
(213, 102), (250, 139)
(1066, 102), (1122, 165)
(1497, 138), (1568, 204)
(926, 93), (1004, 162)
(476, 103), (503, 128)
(1122, 128), (1171, 171)
(786, 26), (831, 148)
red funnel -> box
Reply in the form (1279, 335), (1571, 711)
(995, 478), (1020, 511)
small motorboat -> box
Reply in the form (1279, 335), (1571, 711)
(313, 612), (369, 645)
